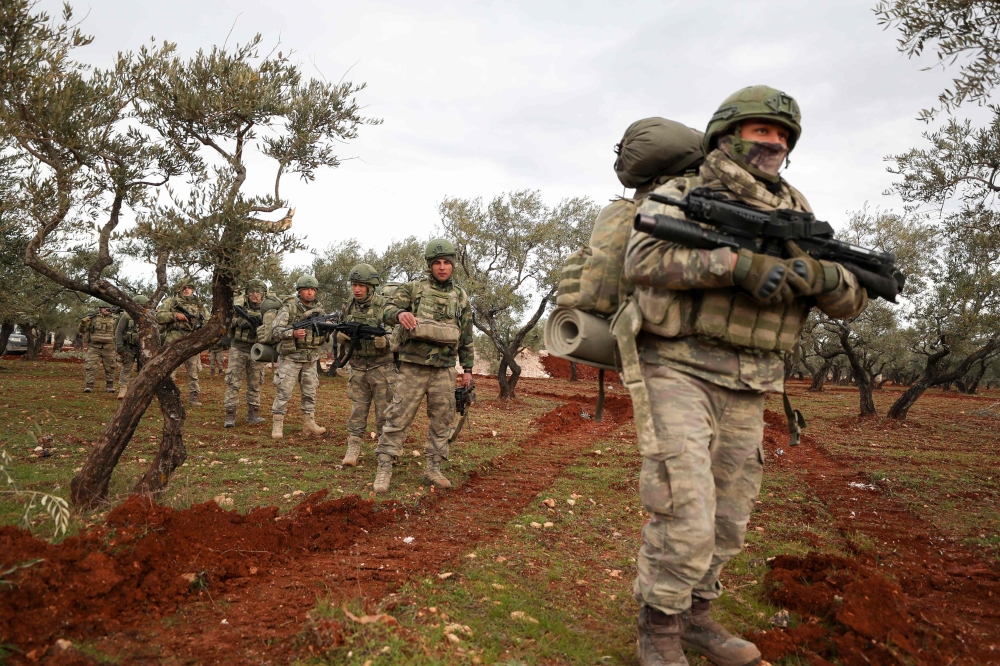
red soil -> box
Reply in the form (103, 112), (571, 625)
(751, 408), (1000, 665)
(540, 353), (620, 383)
(0, 385), (631, 664)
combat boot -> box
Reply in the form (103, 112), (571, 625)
(245, 405), (265, 425)
(271, 414), (284, 440)
(189, 392), (202, 407)
(373, 454), (393, 493)
(224, 408), (236, 428)
(118, 385), (127, 399)
(424, 454), (452, 489)
(342, 436), (362, 467)
(105, 381), (115, 393)
(637, 606), (689, 666)
(83, 383), (93, 393)
(302, 414), (327, 436)
(680, 598), (760, 666)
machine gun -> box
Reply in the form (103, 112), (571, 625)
(633, 188), (906, 302)
(287, 313), (388, 369)
(233, 303), (263, 330)
(79, 306), (121, 320)
(448, 381), (477, 444)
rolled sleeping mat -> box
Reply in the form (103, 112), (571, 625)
(544, 306), (620, 371)
(250, 343), (278, 363)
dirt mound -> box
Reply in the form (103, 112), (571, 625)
(540, 353), (619, 383)
(751, 553), (944, 665)
(0, 492), (393, 651)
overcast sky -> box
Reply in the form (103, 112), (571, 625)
(54, 0), (967, 267)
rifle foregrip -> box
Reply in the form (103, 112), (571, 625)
(842, 263), (901, 303)
(634, 213), (741, 251)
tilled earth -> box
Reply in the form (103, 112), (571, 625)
(2, 370), (1000, 664)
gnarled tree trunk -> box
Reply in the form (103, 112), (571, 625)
(0, 322), (13, 358)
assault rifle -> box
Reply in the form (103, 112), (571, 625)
(232, 303), (263, 330)
(79, 307), (121, 320)
(448, 381), (477, 444)
(174, 304), (204, 329)
(634, 188), (906, 302)
(285, 313), (388, 369)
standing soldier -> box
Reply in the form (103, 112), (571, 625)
(340, 264), (396, 467)
(209, 336), (228, 376)
(156, 279), (209, 406)
(269, 275), (330, 439)
(623, 86), (868, 665)
(80, 303), (119, 393)
(224, 280), (268, 428)
(115, 295), (149, 399)
(371, 239), (474, 494)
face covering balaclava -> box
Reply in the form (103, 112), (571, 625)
(717, 128), (789, 184)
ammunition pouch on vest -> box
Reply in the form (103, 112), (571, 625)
(635, 286), (808, 352)
(409, 318), (461, 345)
(89, 316), (117, 344)
(393, 280), (466, 351)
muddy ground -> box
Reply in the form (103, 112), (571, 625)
(1, 356), (999, 664)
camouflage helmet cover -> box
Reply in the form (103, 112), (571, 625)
(294, 274), (320, 291)
(425, 238), (456, 262)
(173, 277), (195, 293)
(244, 279), (267, 294)
(133, 295), (150, 305)
(703, 85), (802, 154)
(348, 263), (381, 287)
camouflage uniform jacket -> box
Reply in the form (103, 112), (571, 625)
(156, 295), (210, 344)
(270, 296), (329, 363)
(80, 313), (118, 345)
(342, 291), (393, 368)
(383, 275), (474, 370)
(115, 311), (139, 350)
(626, 148), (868, 393)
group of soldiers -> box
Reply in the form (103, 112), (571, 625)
(77, 82), (870, 665)
(78, 238), (474, 494)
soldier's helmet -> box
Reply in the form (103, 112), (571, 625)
(425, 238), (457, 263)
(348, 264), (381, 287)
(244, 279), (267, 295)
(174, 278), (195, 293)
(134, 295), (150, 305)
(294, 275), (320, 291)
(703, 85), (802, 154)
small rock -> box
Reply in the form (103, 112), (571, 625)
(593, 449), (602, 455)
(283, 493), (291, 499)
(412, 450), (420, 457)
(541, 498), (556, 508)
(543, 522), (554, 529)
(292, 490), (305, 498)
(403, 536), (415, 544)
(530, 522), (542, 529)
(438, 572), (454, 580)
(510, 611), (539, 624)
(221, 618), (229, 625)
(566, 498), (576, 506)
(261, 487), (269, 491)
(492, 583), (505, 590)
(769, 609), (790, 628)
(491, 430), (498, 437)
(55, 639), (73, 651)
(445, 632), (461, 643)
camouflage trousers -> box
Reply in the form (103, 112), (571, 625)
(633, 362), (765, 615)
(346, 361), (398, 439)
(171, 355), (201, 395)
(84, 342), (118, 386)
(225, 346), (264, 409)
(376, 363), (456, 460)
(118, 347), (139, 389)
(209, 349), (226, 375)
(271, 356), (319, 416)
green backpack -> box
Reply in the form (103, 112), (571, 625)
(556, 118), (704, 317)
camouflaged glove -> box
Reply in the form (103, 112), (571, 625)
(733, 248), (794, 305)
(783, 241), (835, 296)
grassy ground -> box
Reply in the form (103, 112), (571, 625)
(3, 361), (999, 664)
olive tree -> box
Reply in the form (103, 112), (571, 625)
(439, 191), (599, 398)
(0, 1), (378, 507)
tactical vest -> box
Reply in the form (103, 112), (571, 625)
(635, 174), (810, 353)
(276, 296), (326, 356)
(88, 314), (117, 344)
(411, 279), (466, 344)
(162, 296), (203, 334)
(231, 295), (261, 345)
(122, 315), (139, 347)
(343, 293), (389, 358)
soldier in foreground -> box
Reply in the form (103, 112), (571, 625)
(80, 303), (119, 393)
(156, 279), (209, 406)
(340, 264), (396, 466)
(269, 275), (330, 439)
(224, 280), (269, 428)
(114, 295), (149, 399)
(372, 239), (474, 494)
(624, 86), (868, 665)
